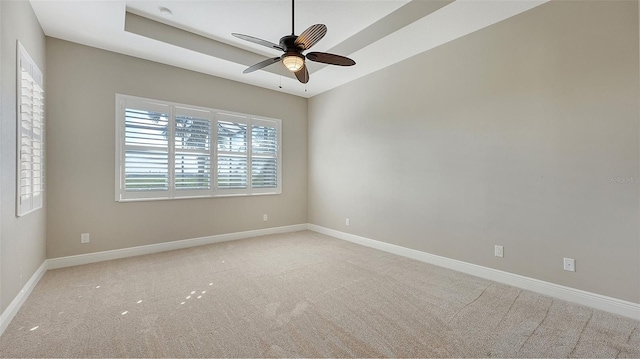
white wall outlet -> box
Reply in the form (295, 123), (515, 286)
(263, 214), (268, 221)
(345, 218), (350, 226)
(563, 257), (575, 272)
(81, 233), (90, 244)
(494, 245), (504, 258)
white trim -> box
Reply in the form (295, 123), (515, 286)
(0, 261), (47, 337)
(48, 224), (307, 269)
(2, 224), (636, 340)
(307, 224), (640, 320)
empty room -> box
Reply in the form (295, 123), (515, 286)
(0, 0), (639, 357)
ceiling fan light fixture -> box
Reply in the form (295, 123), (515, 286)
(282, 53), (304, 72)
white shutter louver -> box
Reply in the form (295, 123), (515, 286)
(17, 42), (45, 216)
(251, 123), (278, 189)
(124, 107), (170, 192)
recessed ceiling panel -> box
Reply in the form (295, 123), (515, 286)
(29, 0), (549, 98)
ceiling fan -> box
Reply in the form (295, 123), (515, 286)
(231, 0), (356, 84)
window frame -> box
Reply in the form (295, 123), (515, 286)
(16, 41), (45, 217)
(115, 94), (282, 202)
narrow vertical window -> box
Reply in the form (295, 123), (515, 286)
(123, 103), (170, 194)
(216, 113), (249, 193)
(17, 42), (44, 216)
(251, 119), (279, 192)
(174, 107), (212, 193)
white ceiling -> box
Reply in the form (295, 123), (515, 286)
(30, 0), (549, 98)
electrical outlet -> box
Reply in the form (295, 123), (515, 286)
(263, 214), (268, 221)
(494, 245), (504, 258)
(345, 218), (350, 226)
(81, 233), (90, 244)
(563, 257), (575, 272)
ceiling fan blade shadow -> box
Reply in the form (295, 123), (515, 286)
(294, 64), (309, 84)
(294, 24), (327, 50)
(243, 57), (281, 74)
(306, 52), (355, 66)
(232, 33), (283, 51)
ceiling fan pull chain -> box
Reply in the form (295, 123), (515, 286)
(279, 76), (283, 89)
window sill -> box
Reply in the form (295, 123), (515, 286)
(116, 191), (281, 203)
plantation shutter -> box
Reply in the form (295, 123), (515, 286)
(216, 113), (249, 194)
(17, 42), (45, 217)
(251, 118), (279, 193)
(121, 99), (170, 199)
(116, 95), (281, 201)
(174, 107), (212, 193)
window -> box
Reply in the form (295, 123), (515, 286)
(17, 42), (45, 216)
(115, 95), (281, 201)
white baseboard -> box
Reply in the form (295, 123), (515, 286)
(48, 224), (308, 269)
(307, 224), (640, 321)
(2, 223), (637, 340)
(0, 260), (48, 337)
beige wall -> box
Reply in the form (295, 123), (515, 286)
(309, 0), (640, 303)
(45, 38), (307, 259)
(4, 0), (637, 315)
(0, 1), (47, 313)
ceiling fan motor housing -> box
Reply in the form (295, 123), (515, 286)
(279, 35), (300, 52)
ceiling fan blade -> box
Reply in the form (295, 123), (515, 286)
(243, 57), (281, 74)
(294, 64), (309, 84)
(232, 33), (283, 51)
(306, 52), (356, 66)
(294, 24), (327, 50)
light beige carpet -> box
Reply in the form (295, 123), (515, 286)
(0, 230), (638, 358)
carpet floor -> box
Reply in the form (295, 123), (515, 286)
(0, 230), (638, 358)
